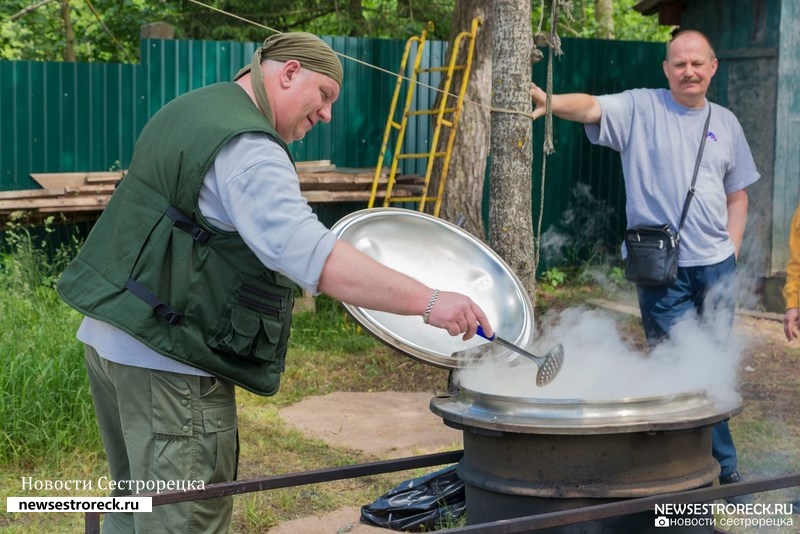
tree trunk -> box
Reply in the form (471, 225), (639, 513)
(61, 0), (75, 62)
(488, 0), (536, 296)
(595, 0), (614, 39)
(397, 0), (412, 19)
(346, 0), (368, 36)
(427, 0), (491, 239)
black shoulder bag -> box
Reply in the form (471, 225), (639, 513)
(623, 107), (712, 287)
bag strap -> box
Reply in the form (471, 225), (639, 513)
(677, 106), (712, 235)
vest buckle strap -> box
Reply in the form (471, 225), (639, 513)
(165, 205), (212, 244)
(158, 308), (182, 326)
(124, 278), (183, 326)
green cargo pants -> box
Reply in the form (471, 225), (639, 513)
(84, 345), (238, 533)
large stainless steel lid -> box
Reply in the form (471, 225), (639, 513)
(330, 208), (534, 368)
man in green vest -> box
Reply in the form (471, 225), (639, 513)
(57, 32), (493, 533)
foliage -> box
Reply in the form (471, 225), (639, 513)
(1, 0), (181, 63)
(0, 215), (96, 465)
(1, 0), (675, 64)
(176, 0), (455, 41)
(532, 0), (673, 42)
(541, 266), (566, 290)
(289, 294), (380, 355)
(608, 265), (627, 287)
(0, 0), (456, 64)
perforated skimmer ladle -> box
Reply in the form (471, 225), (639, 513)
(476, 326), (564, 386)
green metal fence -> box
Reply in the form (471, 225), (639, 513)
(0, 35), (666, 260)
(531, 38), (666, 267)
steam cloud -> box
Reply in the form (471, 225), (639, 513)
(455, 182), (768, 412)
(456, 306), (746, 404)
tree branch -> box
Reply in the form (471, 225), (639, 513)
(10, 0), (57, 22)
(83, 0), (134, 62)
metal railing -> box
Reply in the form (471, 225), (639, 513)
(84, 450), (463, 533)
(84, 450), (799, 533)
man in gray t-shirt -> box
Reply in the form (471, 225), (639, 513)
(530, 29), (759, 502)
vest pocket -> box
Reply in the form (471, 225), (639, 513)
(208, 277), (293, 363)
(209, 305), (276, 362)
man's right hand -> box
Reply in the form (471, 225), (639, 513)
(528, 83), (602, 124)
(530, 82), (547, 121)
(424, 290), (492, 341)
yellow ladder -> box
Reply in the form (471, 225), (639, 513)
(368, 18), (480, 217)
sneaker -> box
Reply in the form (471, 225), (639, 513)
(719, 470), (754, 505)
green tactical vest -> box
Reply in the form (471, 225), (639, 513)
(57, 83), (298, 396)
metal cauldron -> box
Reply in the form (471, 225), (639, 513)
(431, 383), (741, 531)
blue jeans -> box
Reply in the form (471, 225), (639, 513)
(636, 254), (738, 477)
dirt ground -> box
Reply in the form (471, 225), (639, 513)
(272, 392), (462, 534)
(736, 314), (800, 415)
(271, 306), (800, 533)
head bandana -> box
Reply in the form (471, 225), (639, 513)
(234, 32), (343, 127)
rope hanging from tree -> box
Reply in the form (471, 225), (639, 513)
(531, 0), (569, 270)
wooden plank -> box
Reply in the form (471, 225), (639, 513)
(0, 183), (413, 212)
(1, 167), (403, 217)
(30, 171), (124, 188)
(301, 191), (368, 203)
(395, 173), (424, 184)
(30, 173), (91, 188)
(85, 174), (125, 184)
(296, 159), (331, 168)
(298, 173), (379, 191)
(66, 184), (117, 194)
(0, 184), (117, 200)
(0, 188), (69, 200)
(295, 160), (335, 173)
(0, 196), (109, 209)
(38, 206), (106, 213)
(301, 187), (415, 203)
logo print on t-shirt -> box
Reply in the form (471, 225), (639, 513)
(706, 131), (718, 143)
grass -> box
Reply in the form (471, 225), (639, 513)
(1, 223), (798, 533)
(0, 217), (98, 467)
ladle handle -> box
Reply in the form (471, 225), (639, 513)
(476, 325), (495, 341)
(475, 326), (547, 367)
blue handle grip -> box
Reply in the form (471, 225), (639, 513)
(476, 325), (495, 341)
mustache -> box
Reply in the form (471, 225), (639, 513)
(681, 76), (701, 83)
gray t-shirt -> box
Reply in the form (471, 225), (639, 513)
(584, 88), (760, 267)
(78, 132), (336, 375)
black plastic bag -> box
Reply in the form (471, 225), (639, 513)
(360, 465), (465, 531)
